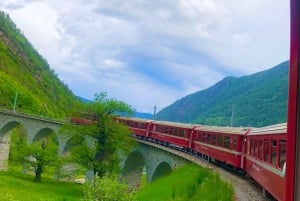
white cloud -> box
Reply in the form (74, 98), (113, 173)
(0, 0), (37, 9)
(103, 59), (124, 69)
(0, 0), (289, 112)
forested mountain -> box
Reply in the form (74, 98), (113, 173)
(156, 61), (289, 127)
(0, 11), (80, 119)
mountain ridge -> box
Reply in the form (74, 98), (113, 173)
(156, 61), (288, 127)
(0, 11), (80, 118)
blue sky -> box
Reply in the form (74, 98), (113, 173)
(0, 0), (289, 113)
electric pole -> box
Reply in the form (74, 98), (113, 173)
(230, 104), (234, 127)
(13, 91), (18, 113)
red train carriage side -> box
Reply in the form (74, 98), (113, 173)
(192, 126), (248, 168)
(244, 123), (286, 201)
(151, 121), (195, 150)
(114, 116), (287, 200)
(117, 117), (153, 138)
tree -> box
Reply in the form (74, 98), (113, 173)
(24, 137), (59, 182)
(62, 92), (136, 178)
(10, 130), (60, 182)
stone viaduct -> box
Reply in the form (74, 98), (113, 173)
(0, 110), (187, 186)
(0, 110), (72, 170)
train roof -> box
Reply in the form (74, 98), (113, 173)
(152, 120), (197, 129)
(117, 116), (153, 123)
(248, 123), (287, 135)
(118, 116), (197, 128)
(118, 116), (286, 136)
(195, 125), (249, 135)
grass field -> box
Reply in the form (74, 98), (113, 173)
(0, 164), (233, 201)
(0, 171), (83, 201)
(136, 164), (234, 201)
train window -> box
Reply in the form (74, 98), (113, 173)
(224, 136), (230, 149)
(264, 140), (269, 162)
(160, 126), (164, 133)
(174, 128), (178, 136)
(159, 125), (164, 133)
(179, 129), (185, 137)
(271, 140), (278, 166)
(247, 140), (250, 154)
(140, 123), (146, 129)
(232, 137), (237, 150)
(207, 134), (212, 144)
(279, 140), (286, 169)
(169, 127), (174, 135)
(218, 135), (223, 147)
(162, 126), (167, 134)
(166, 127), (171, 134)
(250, 139), (254, 155)
(254, 139), (258, 157)
(196, 132), (201, 141)
(212, 135), (217, 145)
(258, 140), (263, 160)
(134, 122), (139, 128)
(202, 133), (207, 143)
(165, 127), (170, 135)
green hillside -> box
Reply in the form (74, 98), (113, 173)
(0, 11), (80, 119)
(156, 61), (289, 127)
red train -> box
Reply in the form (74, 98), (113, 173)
(116, 117), (286, 201)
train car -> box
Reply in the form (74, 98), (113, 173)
(192, 126), (249, 167)
(286, 1), (300, 200)
(151, 120), (196, 150)
(71, 117), (95, 125)
(244, 123), (286, 201)
(116, 117), (153, 138)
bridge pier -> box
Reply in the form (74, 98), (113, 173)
(0, 132), (10, 170)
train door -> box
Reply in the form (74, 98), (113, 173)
(286, 0), (300, 200)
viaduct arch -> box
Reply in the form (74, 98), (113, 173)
(119, 142), (186, 189)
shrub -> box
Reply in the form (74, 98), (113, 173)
(81, 174), (136, 201)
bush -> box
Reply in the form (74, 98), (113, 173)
(81, 174), (136, 201)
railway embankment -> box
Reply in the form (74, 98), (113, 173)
(138, 140), (273, 201)
(136, 163), (233, 201)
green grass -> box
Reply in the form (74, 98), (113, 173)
(136, 164), (233, 201)
(0, 171), (83, 201)
(0, 164), (233, 201)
